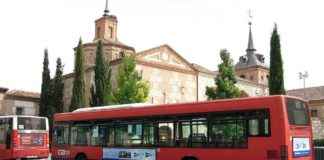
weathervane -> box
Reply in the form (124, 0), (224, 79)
(248, 9), (253, 26)
(103, 0), (110, 16)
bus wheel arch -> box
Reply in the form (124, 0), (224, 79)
(182, 156), (198, 160)
(75, 153), (87, 160)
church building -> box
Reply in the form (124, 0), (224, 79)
(62, 2), (269, 111)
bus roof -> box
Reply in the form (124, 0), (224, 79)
(54, 95), (305, 122)
(0, 115), (48, 119)
(73, 103), (154, 113)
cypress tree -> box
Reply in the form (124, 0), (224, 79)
(52, 58), (64, 113)
(206, 49), (240, 99)
(70, 39), (86, 111)
(113, 56), (150, 104)
(269, 24), (286, 95)
(39, 49), (52, 117)
(93, 40), (113, 106)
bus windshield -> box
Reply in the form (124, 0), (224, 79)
(17, 117), (47, 130)
(286, 98), (310, 126)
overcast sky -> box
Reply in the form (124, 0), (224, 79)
(0, 0), (323, 92)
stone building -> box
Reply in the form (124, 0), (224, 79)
(0, 87), (40, 116)
(62, 4), (269, 112)
(288, 86), (324, 139)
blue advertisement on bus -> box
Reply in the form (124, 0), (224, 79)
(103, 148), (156, 160)
(293, 138), (311, 157)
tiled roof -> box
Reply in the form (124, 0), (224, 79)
(0, 87), (8, 93)
(287, 86), (324, 101)
(6, 90), (40, 99)
(191, 63), (217, 75)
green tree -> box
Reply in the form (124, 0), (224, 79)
(206, 49), (240, 99)
(52, 58), (64, 113)
(269, 24), (285, 95)
(113, 56), (150, 104)
(91, 40), (113, 106)
(70, 39), (86, 111)
(39, 49), (53, 117)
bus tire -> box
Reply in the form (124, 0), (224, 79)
(182, 156), (198, 160)
(75, 153), (87, 160)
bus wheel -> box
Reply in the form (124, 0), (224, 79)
(75, 154), (87, 160)
(182, 156), (198, 160)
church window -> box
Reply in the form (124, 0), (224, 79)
(96, 27), (101, 38)
(261, 76), (264, 81)
(163, 92), (167, 104)
(311, 110), (318, 117)
(240, 75), (246, 79)
(140, 70), (144, 78)
(109, 26), (113, 38)
(180, 86), (185, 95)
(250, 76), (254, 81)
(120, 51), (125, 58)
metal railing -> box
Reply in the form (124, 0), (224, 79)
(315, 147), (324, 160)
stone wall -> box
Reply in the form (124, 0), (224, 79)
(197, 73), (214, 101)
(83, 43), (135, 68)
(0, 99), (39, 116)
(136, 64), (197, 104)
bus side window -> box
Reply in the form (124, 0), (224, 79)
(0, 118), (12, 149)
(107, 126), (114, 147)
(248, 119), (259, 136)
(54, 125), (69, 145)
(143, 123), (155, 146)
(158, 122), (174, 147)
(71, 125), (91, 146)
(0, 119), (6, 145)
(248, 110), (270, 137)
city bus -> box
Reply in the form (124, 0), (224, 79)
(0, 115), (49, 160)
(52, 95), (313, 160)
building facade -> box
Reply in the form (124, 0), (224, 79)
(62, 6), (269, 112)
(0, 87), (40, 116)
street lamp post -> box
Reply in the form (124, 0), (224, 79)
(299, 71), (309, 98)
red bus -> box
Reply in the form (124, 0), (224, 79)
(0, 115), (49, 160)
(52, 95), (313, 160)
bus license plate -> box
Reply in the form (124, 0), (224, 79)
(293, 137), (310, 157)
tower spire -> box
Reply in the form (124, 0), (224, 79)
(246, 10), (256, 53)
(103, 0), (109, 16)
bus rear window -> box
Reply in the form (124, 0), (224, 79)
(17, 117), (46, 130)
(286, 98), (309, 126)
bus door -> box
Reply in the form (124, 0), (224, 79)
(53, 124), (71, 158)
(0, 117), (13, 160)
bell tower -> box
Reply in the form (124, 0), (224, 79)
(94, 0), (118, 41)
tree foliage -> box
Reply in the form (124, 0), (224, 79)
(52, 58), (64, 113)
(269, 24), (286, 95)
(91, 40), (113, 106)
(113, 56), (150, 104)
(70, 39), (86, 111)
(39, 49), (53, 117)
(206, 49), (240, 99)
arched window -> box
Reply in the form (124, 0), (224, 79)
(109, 26), (113, 38)
(120, 51), (125, 58)
(96, 27), (101, 38)
(240, 75), (246, 79)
